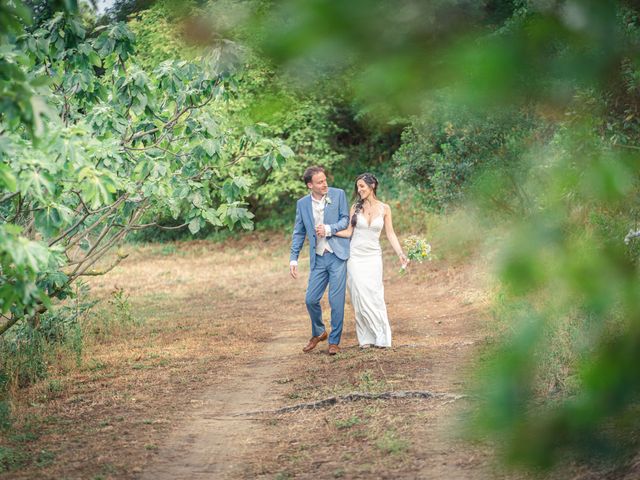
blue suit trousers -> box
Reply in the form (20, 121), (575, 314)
(305, 252), (347, 345)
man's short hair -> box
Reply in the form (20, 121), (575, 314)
(303, 166), (326, 185)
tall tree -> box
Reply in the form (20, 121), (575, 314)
(0, 1), (291, 335)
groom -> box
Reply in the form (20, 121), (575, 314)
(289, 166), (350, 355)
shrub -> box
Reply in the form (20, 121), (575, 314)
(392, 100), (540, 211)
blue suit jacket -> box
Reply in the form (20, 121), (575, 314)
(290, 187), (350, 270)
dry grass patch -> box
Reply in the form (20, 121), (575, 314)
(1, 234), (297, 479)
(245, 399), (472, 479)
(1, 232), (501, 480)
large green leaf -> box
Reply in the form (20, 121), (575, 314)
(0, 163), (17, 192)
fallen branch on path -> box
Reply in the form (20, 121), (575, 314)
(343, 343), (425, 350)
(234, 390), (467, 416)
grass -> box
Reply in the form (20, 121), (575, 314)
(47, 379), (63, 394)
(358, 370), (387, 392)
(375, 430), (409, 455)
(335, 415), (362, 429)
(9, 430), (41, 443)
(274, 472), (292, 480)
(0, 446), (28, 473)
(333, 468), (346, 477)
(35, 449), (56, 467)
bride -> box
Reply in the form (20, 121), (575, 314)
(333, 173), (408, 348)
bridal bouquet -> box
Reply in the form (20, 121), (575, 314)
(400, 235), (432, 273)
(405, 235), (432, 262)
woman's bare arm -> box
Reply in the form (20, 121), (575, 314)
(383, 204), (408, 266)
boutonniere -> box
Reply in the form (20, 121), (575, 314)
(325, 196), (332, 205)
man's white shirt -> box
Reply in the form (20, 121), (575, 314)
(290, 194), (332, 267)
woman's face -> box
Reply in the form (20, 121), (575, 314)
(357, 179), (374, 200)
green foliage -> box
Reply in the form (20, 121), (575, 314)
(0, 401), (11, 431)
(0, 282), (95, 435)
(470, 121), (640, 468)
(123, 0), (347, 233)
(0, 321), (47, 389)
(392, 101), (541, 210)
(1, 2), (287, 334)
(103, 0), (158, 22)
(126, 1), (199, 70)
(0, 283), (94, 393)
(107, 286), (138, 326)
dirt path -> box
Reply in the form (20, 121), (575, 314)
(236, 256), (511, 480)
(135, 243), (505, 479)
(140, 327), (299, 479)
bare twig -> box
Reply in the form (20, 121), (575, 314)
(613, 143), (640, 151)
(79, 252), (129, 276)
(0, 192), (19, 203)
(65, 194), (128, 252)
(49, 211), (90, 246)
(125, 221), (189, 231)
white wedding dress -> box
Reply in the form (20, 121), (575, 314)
(347, 203), (392, 347)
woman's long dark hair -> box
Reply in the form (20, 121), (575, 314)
(351, 173), (379, 227)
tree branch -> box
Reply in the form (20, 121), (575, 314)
(0, 314), (21, 337)
(79, 252), (129, 276)
(0, 304), (47, 337)
(234, 391), (468, 416)
(125, 221), (189, 231)
(69, 207), (145, 281)
(64, 194), (128, 252)
(0, 192), (19, 203)
(68, 215), (119, 269)
(49, 211), (90, 246)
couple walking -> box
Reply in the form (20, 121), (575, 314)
(289, 166), (408, 355)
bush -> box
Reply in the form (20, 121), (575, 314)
(392, 100), (540, 210)
(0, 283), (95, 430)
(471, 122), (640, 468)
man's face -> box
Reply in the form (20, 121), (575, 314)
(307, 172), (329, 197)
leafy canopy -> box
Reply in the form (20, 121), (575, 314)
(0, 1), (292, 335)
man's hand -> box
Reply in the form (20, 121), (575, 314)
(315, 225), (326, 238)
(290, 264), (298, 279)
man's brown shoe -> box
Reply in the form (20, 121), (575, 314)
(302, 331), (328, 353)
(328, 344), (340, 355)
